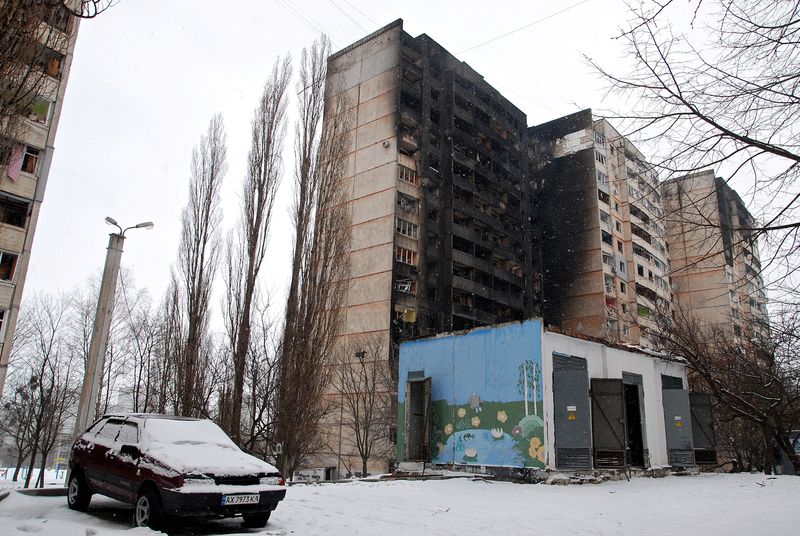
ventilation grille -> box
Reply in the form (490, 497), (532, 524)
(556, 448), (591, 469)
(594, 449), (626, 469)
(694, 449), (717, 465)
(668, 449), (696, 467)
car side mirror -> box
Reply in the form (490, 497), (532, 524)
(120, 444), (141, 459)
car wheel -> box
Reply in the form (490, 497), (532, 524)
(67, 470), (92, 511)
(134, 488), (164, 529)
(242, 511), (271, 528)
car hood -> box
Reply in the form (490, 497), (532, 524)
(143, 441), (278, 476)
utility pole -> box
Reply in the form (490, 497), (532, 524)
(73, 218), (153, 437)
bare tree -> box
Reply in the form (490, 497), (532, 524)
(176, 114), (226, 417)
(334, 336), (395, 477)
(221, 57), (291, 442)
(593, 0), (800, 295)
(8, 294), (79, 487)
(276, 36), (353, 478)
(658, 304), (800, 475)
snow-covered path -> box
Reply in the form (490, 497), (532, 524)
(0, 473), (797, 535)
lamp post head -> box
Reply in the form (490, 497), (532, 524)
(135, 221), (155, 230)
(104, 216), (118, 226)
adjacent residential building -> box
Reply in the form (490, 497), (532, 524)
(0, 6), (81, 397)
(529, 109), (672, 349)
(662, 170), (768, 339)
(319, 19), (541, 476)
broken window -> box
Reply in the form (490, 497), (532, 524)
(594, 130), (606, 145)
(602, 253), (613, 266)
(595, 150), (606, 165)
(617, 240), (623, 253)
(0, 195), (29, 228)
(599, 210), (611, 224)
(601, 231), (613, 245)
(21, 146), (40, 174)
(637, 264), (645, 277)
(598, 189), (610, 205)
(637, 304), (651, 318)
(618, 260), (626, 273)
(397, 164), (418, 186)
(396, 192), (419, 213)
(604, 274), (614, 293)
(394, 278), (416, 295)
(0, 251), (18, 281)
(395, 246), (417, 266)
(395, 217), (419, 239)
(27, 97), (51, 125)
(615, 221), (622, 232)
(620, 281), (626, 294)
(596, 170), (608, 185)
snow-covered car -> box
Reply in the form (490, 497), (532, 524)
(67, 413), (286, 529)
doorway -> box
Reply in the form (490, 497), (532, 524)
(623, 383), (645, 467)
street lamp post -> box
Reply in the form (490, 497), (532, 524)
(73, 217), (153, 437)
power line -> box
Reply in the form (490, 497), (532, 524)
(340, 0), (376, 25)
(328, 0), (368, 33)
(273, 0), (341, 47)
(457, 0), (591, 54)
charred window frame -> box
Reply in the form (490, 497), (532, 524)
(0, 251), (19, 282)
(0, 195), (29, 228)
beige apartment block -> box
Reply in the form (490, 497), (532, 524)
(0, 5), (81, 398)
(662, 170), (768, 339)
(530, 109), (672, 349)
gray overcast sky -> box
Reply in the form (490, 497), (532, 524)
(24, 0), (654, 311)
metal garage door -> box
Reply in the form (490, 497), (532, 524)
(591, 378), (627, 469)
(661, 375), (696, 467)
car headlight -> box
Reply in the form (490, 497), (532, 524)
(260, 475), (285, 486)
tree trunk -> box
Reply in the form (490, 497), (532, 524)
(775, 431), (800, 476)
(362, 458), (368, 478)
(763, 426), (774, 475)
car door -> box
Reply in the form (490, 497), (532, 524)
(83, 419), (122, 496)
(99, 420), (140, 502)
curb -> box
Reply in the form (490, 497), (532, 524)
(16, 487), (67, 497)
(0, 490), (9, 502)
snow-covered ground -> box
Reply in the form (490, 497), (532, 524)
(0, 473), (798, 535)
(0, 467), (66, 490)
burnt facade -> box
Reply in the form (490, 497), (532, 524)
(529, 110), (672, 348)
(391, 25), (540, 340)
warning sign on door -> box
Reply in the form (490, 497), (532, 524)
(568, 413), (577, 421)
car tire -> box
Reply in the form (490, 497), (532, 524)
(134, 488), (165, 530)
(67, 470), (92, 511)
(242, 511), (271, 528)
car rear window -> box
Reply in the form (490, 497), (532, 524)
(141, 418), (237, 448)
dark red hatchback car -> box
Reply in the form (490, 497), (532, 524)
(68, 414), (286, 529)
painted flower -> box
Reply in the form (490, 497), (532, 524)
(438, 442), (446, 455)
(457, 407), (467, 418)
(444, 423), (454, 436)
(530, 436), (542, 449)
(471, 416), (481, 427)
(497, 410), (508, 423)
(491, 428), (503, 439)
(465, 448), (477, 458)
(512, 425), (522, 436)
(529, 445), (545, 463)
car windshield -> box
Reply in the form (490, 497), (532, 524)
(141, 418), (238, 449)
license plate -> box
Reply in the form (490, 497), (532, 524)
(221, 494), (260, 506)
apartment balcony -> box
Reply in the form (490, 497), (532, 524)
(452, 303), (496, 325)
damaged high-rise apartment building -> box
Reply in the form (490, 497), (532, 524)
(0, 5), (81, 396)
(529, 110), (672, 349)
(315, 21), (763, 476)
(320, 19), (540, 475)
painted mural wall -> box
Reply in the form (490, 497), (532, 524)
(398, 319), (546, 468)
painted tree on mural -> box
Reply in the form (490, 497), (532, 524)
(517, 360), (540, 417)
